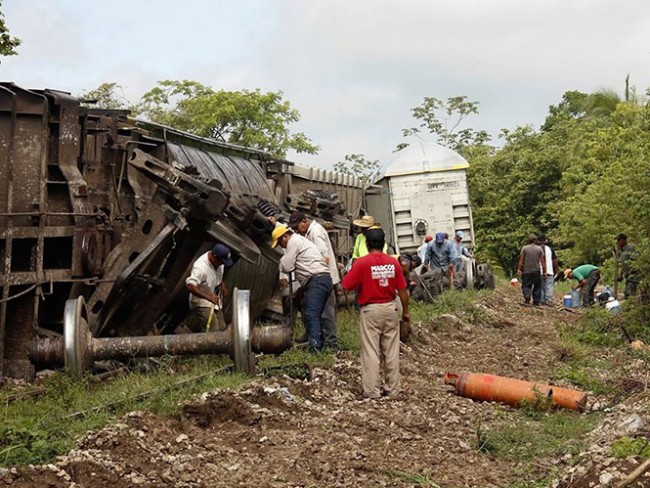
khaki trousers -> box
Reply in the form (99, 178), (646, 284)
(359, 301), (400, 398)
(177, 307), (227, 333)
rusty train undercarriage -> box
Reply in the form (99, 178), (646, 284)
(0, 83), (364, 380)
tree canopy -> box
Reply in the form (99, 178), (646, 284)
(80, 82), (131, 110)
(139, 80), (319, 159)
(399, 96), (491, 158)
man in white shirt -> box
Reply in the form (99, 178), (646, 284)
(288, 211), (340, 350)
(538, 236), (558, 306)
(180, 243), (234, 333)
(272, 225), (333, 352)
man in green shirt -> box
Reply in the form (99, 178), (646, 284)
(564, 264), (600, 307)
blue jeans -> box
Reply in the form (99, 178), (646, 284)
(454, 258), (464, 274)
(541, 275), (555, 304)
(302, 274), (333, 351)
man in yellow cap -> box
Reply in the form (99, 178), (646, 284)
(288, 211), (340, 350)
(272, 225), (333, 351)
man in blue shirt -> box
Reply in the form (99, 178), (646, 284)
(425, 232), (457, 275)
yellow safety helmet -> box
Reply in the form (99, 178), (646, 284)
(272, 225), (291, 248)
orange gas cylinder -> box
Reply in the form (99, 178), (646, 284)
(444, 372), (588, 411)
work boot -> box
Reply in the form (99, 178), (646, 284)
(294, 332), (308, 344)
(524, 296), (531, 304)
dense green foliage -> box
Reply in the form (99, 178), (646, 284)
(467, 85), (650, 288)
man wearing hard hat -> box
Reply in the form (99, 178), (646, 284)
(272, 225), (333, 352)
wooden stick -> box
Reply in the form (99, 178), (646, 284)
(2, 387), (46, 403)
(617, 457), (650, 487)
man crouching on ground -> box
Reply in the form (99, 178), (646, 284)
(341, 228), (410, 399)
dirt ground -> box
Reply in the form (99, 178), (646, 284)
(2, 286), (648, 487)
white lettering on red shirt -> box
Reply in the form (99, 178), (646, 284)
(370, 264), (396, 287)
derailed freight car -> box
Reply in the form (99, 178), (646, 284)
(0, 83), (364, 380)
(366, 139), (494, 294)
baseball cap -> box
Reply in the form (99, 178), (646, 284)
(424, 235), (433, 243)
(455, 230), (464, 239)
(211, 243), (234, 267)
(435, 232), (445, 244)
(564, 268), (573, 279)
(288, 211), (307, 230)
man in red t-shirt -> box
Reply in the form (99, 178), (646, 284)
(342, 228), (410, 399)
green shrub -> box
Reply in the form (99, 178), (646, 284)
(611, 436), (650, 460)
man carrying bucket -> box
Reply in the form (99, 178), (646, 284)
(564, 265), (600, 307)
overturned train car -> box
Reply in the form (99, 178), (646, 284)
(0, 83), (365, 380)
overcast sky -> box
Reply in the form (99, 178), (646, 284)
(3, 0), (650, 169)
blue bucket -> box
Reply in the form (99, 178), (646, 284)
(563, 294), (572, 307)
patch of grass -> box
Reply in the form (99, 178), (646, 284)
(337, 308), (362, 354)
(257, 347), (335, 371)
(619, 304), (650, 344)
(519, 388), (554, 420)
(552, 364), (609, 394)
(0, 355), (247, 467)
(558, 309), (623, 348)
(289, 309), (362, 354)
(476, 410), (600, 461)
(504, 474), (558, 488)
(553, 310), (628, 394)
(409, 288), (491, 327)
(611, 436), (650, 460)
(432, 289), (490, 315)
